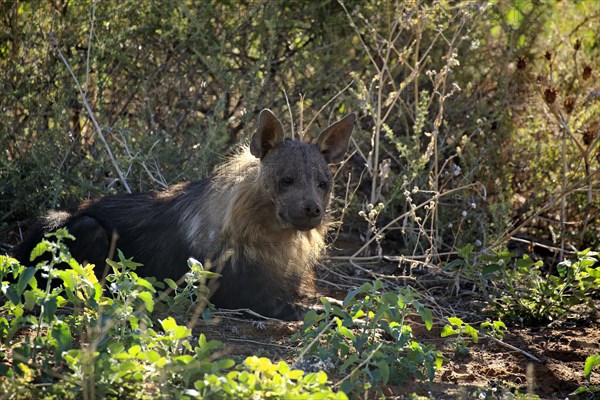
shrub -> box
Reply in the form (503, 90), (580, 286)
(0, 232), (346, 399)
(294, 280), (442, 396)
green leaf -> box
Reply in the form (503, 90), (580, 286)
(42, 295), (58, 323)
(322, 298), (332, 315)
(447, 317), (463, 326)
(174, 355), (194, 364)
(414, 302), (433, 330)
(463, 323), (479, 343)
(315, 370), (328, 384)
(435, 353), (444, 370)
(443, 258), (464, 271)
(493, 320), (507, 331)
(138, 291), (154, 312)
(441, 325), (457, 337)
(30, 242), (49, 262)
(172, 325), (191, 340)
(584, 354), (600, 381)
(288, 369), (304, 380)
(482, 263), (503, 275)
(342, 287), (361, 308)
(16, 267), (37, 297)
(587, 268), (600, 278)
(128, 345), (141, 357)
(161, 317), (177, 332)
(340, 354), (359, 373)
(376, 360), (390, 385)
(216, 358), (235, 370)
(0, 363), (11, 377)
(164, 278), (178, 290)
(51, 322), (72, 353)
(457, 243), (474, 260)
(336, 318), (355, 340)
(516, 255), (543, 269)
(135, 277), (156, 292)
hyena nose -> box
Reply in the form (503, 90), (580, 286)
(303, 202), (321, 218)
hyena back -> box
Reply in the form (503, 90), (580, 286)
(13, 109), (355, 320)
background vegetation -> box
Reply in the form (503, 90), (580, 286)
(1, 0), (598, 398)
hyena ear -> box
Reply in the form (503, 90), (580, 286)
(250, 109), (285, 159)
(316, 113), (356, 164)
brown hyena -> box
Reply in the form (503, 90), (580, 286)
(13, 109), (355, 320)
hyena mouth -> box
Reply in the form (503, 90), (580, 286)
(278, 211), (321, 231)
(293, 220), (321, 231)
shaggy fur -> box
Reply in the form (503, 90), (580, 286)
(13, 109), (355, 320)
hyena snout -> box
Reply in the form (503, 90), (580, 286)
(302, 200), (322, 218)
(285, 197), (326, 231)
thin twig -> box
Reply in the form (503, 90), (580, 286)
(351, 183), (485, 258)
(84, 0), (96, 93)
(51, 30), (131, 193)
(294, 318), (336, 368)
(281, 86), (295, 140)
(303, 80), (355, 138)
(333, 342), (383, 389)
(481, 332), (542, 363)
(298, 93), (305, 140)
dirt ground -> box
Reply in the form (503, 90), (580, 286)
(196, 263), (600, 400)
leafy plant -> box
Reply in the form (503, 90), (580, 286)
(490, 250), (599, 324)
(584, 354), (600, 382)
(1, 232), (348, 399)
(446, 246), (600, 324)
(192, 356), (346, 399)
(294, 280), (442, 396)
(441, 317), (507, 358)
(569, 354), (600, 398)
(155, 257), (220, 322)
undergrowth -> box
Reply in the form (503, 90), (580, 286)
(294, 280), (443, 396)
(1, 233), (598, 398)
(446, 244), (600, 325)
(0, 230), (345, 399)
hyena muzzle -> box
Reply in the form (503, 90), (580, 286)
(12, 109), (355, 320)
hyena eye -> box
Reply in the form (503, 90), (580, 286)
(317, 181), (328, 189)
(281, 177), (294, 186)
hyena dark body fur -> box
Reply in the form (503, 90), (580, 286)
(13, 110), (355, 320)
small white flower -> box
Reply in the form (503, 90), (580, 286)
(475, 240), (482, 247)
(471, 203), (476, 209)
(453, 164), (461, 176)
(447, 53), (460, 67)
(448, 223), (453, 229)
(461, 210), (468, 217)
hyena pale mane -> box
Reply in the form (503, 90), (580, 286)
(13, 109), (355, 320)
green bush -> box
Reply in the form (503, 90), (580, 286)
(445, 245), (600, 324)
(294, 280), (442, 396)
(0, 232), (346, 399)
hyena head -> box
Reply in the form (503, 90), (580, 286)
(250, 109), (355, 231)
